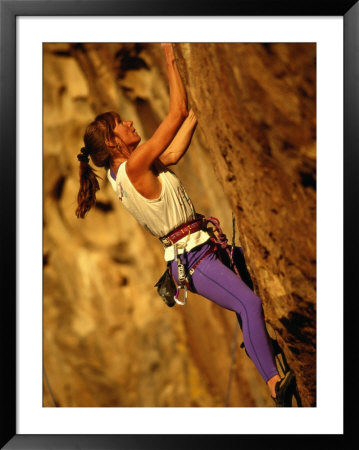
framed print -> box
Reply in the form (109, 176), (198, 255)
(1, 0), (357, 448)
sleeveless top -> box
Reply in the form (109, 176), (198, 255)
(107, 162), (210, 261)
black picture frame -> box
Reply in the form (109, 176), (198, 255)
(1, 0), (357, 448)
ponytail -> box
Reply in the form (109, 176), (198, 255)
(75, 111), (122, 218)
(75, 148), (101, 218)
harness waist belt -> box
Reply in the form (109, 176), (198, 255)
(160, 218), (204, 247)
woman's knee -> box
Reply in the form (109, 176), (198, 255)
(247, 292), (264, 315)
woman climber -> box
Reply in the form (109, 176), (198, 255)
(75, 43), (295, 407)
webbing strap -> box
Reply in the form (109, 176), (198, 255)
(188, 243), (217, 276)
(205, 216), (241, 278)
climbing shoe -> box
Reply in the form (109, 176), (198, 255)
(272, 370), (295, 407)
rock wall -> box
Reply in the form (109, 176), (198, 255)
(43, 42), (316, 407)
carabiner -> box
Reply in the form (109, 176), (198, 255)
(174, 284), (188, 306)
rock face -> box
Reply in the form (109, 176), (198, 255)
(43, 43), (316, 408)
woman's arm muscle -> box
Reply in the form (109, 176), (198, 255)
(159, 109), (198, 166)
(127, 111), (187, 174)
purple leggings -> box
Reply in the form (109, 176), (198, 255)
(170, 242), (279, 383)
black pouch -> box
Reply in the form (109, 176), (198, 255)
(154, 263), (177, 307)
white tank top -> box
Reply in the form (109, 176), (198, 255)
(107, 162), (210, 261)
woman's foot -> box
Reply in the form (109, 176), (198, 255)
(267, 374), (281, 398)
(270, 370), (295, 407)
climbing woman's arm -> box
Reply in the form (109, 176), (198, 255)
(126, 44), (188, 177)
(162, 43), (188, 118)
(159, 109), (198, 166)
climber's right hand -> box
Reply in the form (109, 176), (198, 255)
(161, 43), (176, 63)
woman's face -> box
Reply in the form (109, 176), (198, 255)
(113, 119), (141, 149)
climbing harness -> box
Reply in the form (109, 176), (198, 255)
(160, 217), (204, 247)
(156, 214), (240, 307)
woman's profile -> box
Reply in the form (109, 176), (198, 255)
(75, 43), (295, 407)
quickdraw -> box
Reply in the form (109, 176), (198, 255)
(174, 257), (189, 305)
(205, 216), (241, 278)
(173, 240), (190, 306)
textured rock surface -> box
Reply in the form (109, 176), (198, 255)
(43, 43), (316, 408)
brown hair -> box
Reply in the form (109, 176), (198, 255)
(75, 111), (122, 218)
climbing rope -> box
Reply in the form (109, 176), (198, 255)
(43, 365), (58, 407)
(224, 317), (240, 407)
